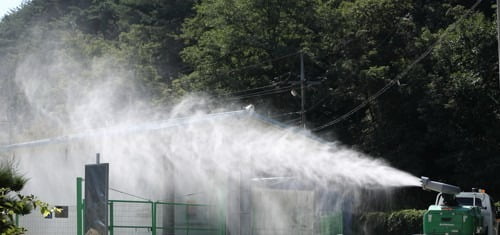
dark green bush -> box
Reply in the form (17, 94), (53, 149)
(353, 209), (425, 235)
(386, 209), (425, 234)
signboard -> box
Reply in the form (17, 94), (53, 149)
(84, 163), (109, 235)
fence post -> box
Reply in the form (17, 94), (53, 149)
(219, 200), (226, 235)
(109, 201), (114, 235)
(77, 177), (83, 235)
(186, 204), (189, 235)
(152, 202), (157, 235)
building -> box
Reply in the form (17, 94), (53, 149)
(1, 109), (349, 235)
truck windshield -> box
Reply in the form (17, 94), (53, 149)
(456, 197), (482, 207)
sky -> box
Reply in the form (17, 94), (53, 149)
(0, 0), (24, 20)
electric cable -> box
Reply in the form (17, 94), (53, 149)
(218, 83), (278, 96)
(216, 72), (294, 98)
(220, 51), (300, 75)
(283, 118), (302, 126)
(176, 52), (300, 97)
(177, 51), (300, 76)
(224, 84), (300, 101)
(270, 111), (302, 118)
(305, 93), (332, 113)
(109, 187), (151, 201)
(312, 0), (483, 132)
(226, 78), (324, 101)
(268, 90), (334, 120)
(223, 74), (324, 101)
(79, 178), (152, 201)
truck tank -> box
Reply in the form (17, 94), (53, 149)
(420, 177), (498, 235)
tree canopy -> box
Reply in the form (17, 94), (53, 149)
(1, 0), (500, 204)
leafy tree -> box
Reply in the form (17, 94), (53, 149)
(0, 160), (52, 234)
(416, 9), (500, 189)
(2, 0), (500, 206)
(178, 0), (500, 199)
(178, 0), (321, 118)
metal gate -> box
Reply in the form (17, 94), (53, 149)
(17, 177), (343, 235)
(76, 178), (225, 235)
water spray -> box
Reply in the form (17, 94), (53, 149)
(0, 110), (250, 153)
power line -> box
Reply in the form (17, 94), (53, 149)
(217, 83), (279, 97)
(175, 55), (233, 76)
(312, 82), (396, 131)
(224, 84), (300, 101)
(305, 93), (331, 113)
(222, 76), (324, 101)
(79, 178), (152, 201)
(215, 72), (293, 98)
(175, 52), (301, 97)
(283, 117), (302, 125)
(177, 51), (300, 76)
(221, 51), (300, 75)
(268, 95), (329, 120)
(109, 187), (151, 201)
(270, 111), (302, 118)
(312, 0), (483, 132)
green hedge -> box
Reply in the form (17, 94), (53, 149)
(352, 209), (426, 235)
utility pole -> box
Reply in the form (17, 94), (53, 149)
(300, 53), (306, 129)
(286, 53), (320, 129)
(497, 0), (500, 88)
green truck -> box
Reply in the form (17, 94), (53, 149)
(421, 177), (499, 235)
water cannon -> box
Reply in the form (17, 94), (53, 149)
(420, 177), (498, 235)
(420, 176), (461, 195)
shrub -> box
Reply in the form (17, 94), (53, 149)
(353, 209), (426, 235)
(0, 160), (53, 235)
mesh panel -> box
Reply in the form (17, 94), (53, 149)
(111, 201), (152, 228)
(18, 201), (223, 235)
(155, 203), (221, 235)
(19, 205), (77, 235)
(113, 227), (152, 235)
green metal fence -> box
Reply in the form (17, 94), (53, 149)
(154, 201), (225, 235)
(108, 200), (153, 235)
(320, 213), (343, 235)
(76, 177), (224, 235)
(18, 177), (342, 235)
(16, 205), (78, 234)
(104, 200), (224, 235)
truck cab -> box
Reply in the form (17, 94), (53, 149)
(435, 191), (498, 235)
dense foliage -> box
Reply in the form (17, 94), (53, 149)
(353, 209), (426, 234)
(1, 0), (500, 206)
(0, 161), (51, 234)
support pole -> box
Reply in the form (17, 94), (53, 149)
(109, 202), (114, 235)
(77, 177), (83, 235)
(497, 0), (500, 88)
(152, 202), (157, 235)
